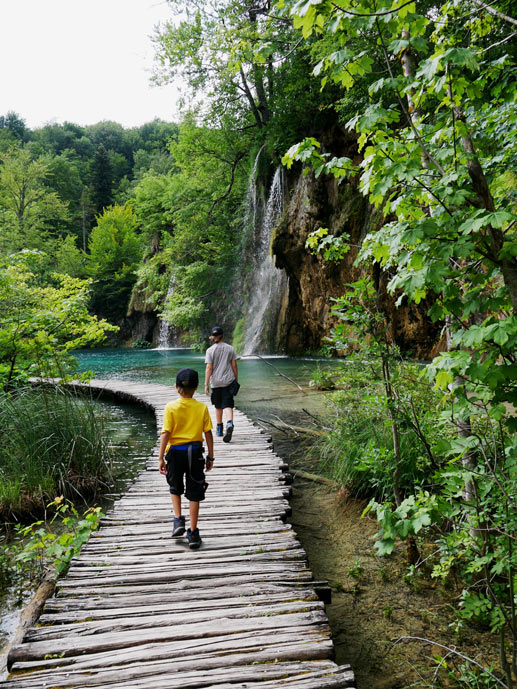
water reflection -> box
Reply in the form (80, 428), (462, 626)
(97, 399), (156, 501)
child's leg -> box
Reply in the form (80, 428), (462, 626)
(223, 392), (234, 442)
(215, 408), (223, 424)
(171, 493), (182, 517)
(189, 500), (200, 531)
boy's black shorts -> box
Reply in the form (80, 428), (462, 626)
(210, 384), (234, 410)
(165, 446), (206, 502)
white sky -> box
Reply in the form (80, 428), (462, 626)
(0, 0), (181, 130)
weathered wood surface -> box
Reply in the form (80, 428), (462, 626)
(3, 379), (354, 688)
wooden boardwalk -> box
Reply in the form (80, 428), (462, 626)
(3, 379), (354, 688)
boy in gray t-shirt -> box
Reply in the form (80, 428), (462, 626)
(204, 326), (238, 442)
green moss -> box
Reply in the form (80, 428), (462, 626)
(232, 317), (246, 355)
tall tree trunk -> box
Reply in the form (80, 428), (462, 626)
(451, 100), (517, 310)
(239, 67), (264, 128)
(252, 64), (271, 125)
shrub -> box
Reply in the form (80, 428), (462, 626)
(309, 365), (338, 390)
(0, 386), (114, 518)
(0, 498), (104, 587)
(316, 360), (446, 501)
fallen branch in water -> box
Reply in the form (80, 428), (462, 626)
(257, 417), (290, 435)
(240, 353), (306, 394)
(302, 408), (333, 432)
(291, 469), (339, 487)
(257, 415), (328, 438)
(6, 575), (56, 670)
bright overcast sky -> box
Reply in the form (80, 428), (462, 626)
(0, 0), (180, 130)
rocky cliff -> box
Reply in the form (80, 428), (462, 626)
(271, 130), (444, 358)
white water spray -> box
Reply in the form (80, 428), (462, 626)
(156, 277), (176, 349)
(243, 166), (288, 355)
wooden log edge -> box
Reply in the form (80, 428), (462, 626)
(291, 469), (339, 488)
(6, 576), (56, 671)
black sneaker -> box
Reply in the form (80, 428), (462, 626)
(172, 515), (185, 537)
(187, 527), (202, 549)
(223, 422), (234, 443)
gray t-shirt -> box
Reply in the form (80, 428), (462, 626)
(205, 342), (237, 388)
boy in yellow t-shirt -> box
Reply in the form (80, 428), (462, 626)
(158, 368), (214, 549)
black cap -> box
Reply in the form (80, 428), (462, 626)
(211, 326), (223, 337)
(175, 368), (199, 388)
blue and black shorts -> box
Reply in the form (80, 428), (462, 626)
(165, 443), (207, 502)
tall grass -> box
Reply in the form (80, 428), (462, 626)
(315, 362), (445, 502)
(0, 386), (114, 519)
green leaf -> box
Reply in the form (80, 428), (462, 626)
(374, 537), (396, 556)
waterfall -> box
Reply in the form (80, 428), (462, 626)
(243, 144), (264, 233)
(156, 277), (176, 349)
(243, 166), (288, 355)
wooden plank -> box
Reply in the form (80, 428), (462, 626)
(81, 533), (300, 551)
(55, 572), (314, 596)
(39, 589), (319, 621)
(4, 659), (345, 689)
(68, 552), (307, 571)
(8, 610), (329, 664)
(68, 548), (307, 570)
(44, 585), (319, 612)
(13, 627), (330, 672)
(27, 600), (325, 641)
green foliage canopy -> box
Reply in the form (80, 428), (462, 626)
(87, 204), (143, 322)
(283, 1), (517, 681)
(0, 252), (117, 390)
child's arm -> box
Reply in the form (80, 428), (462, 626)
(204, 430), (214, 472)
(204, 363), (213, 395)
(158, 431), (170, 475)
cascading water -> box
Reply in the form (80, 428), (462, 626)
(243, 166), (288, 355)
(156, 278), (176, 349)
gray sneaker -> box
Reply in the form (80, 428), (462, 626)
(187, 527), (202, 549)
(172, 515), (185, 537)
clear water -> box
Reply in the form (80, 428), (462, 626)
(75, 347), (338, 423)
(95, 399), (157, 500)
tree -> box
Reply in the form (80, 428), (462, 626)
(132, 171), (176, 243)
(0, 252), (116, 390)
(129, 119), (249, 337)
(0, 111), (28, 144)
(0, 147), (69, 252)
(90, 143), (113, 213)
(153, 0), (304, 131)
(44, 150), (86, 238)
(284, 0), (517, 682)
(87, 204), (143, 321)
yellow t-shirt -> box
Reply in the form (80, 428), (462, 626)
(161, 397), (212, 452)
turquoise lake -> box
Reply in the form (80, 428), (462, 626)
(74, 347), (339, 425)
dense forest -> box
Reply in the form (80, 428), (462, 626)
(1, 0), (516, 686)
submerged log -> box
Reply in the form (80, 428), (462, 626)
(6, 576), (55, 670)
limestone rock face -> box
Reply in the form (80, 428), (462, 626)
(271, 142), (443, 358)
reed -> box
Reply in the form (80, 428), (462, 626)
(0, 386), (114, 519)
